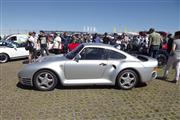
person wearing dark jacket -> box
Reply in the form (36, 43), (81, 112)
(103, 32), (110, 44)
(61, 32), (70, 53)
(167, 34), (174, 54)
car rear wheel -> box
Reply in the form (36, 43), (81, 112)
(117, 69), (138, 90)
(0, 53), (9, 63)
(33, 70), (58, 91)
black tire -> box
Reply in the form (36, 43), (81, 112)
(33, 70), (58, 91)
(117, 69), (138, 90)
(0, 53), (9, 63)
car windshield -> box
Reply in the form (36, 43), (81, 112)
(65, 44), (84, 59)
(3, 35), (12, 40)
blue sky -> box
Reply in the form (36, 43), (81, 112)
(0, 0), (179, 34)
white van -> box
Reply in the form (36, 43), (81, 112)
(4, 34), (28, 43)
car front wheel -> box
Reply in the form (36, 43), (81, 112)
(117, 69), (138, 90)
(0, 53), (9, 63)
(33, 70), (58, 91)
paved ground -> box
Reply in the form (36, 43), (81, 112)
(0, 60), (180, 120)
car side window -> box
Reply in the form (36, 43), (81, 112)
(0, 41), (14, 48)
(80, 47), (106, 60)
(8, 36), (17, 42)
(15, 42), (25, 48)
(0, 41), (4, 46)
(6, 42), (14, 48)
(107, 49), (126, 60)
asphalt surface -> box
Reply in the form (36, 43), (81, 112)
(0, 60), (180, 120)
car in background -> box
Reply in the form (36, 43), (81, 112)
(18, 43), (158, 91)
(4, 34), (28, 44)
(0, 40), (29, 63)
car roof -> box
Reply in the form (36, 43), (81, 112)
(82, 43), (115, 49)
(82, 43), (125, 53)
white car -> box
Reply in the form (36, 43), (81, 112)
(0, 40), (29, 63)
(4, 34), (28, 43)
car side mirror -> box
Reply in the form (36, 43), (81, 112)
(74, 54), (81, 62)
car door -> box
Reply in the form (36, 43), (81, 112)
(64, 47), (108, 80)
(6, 42), (28, 58)
(14, 47), (29, 57)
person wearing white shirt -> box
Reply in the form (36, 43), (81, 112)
(52, 33), (62, 54)
(27, 32), (36, 63)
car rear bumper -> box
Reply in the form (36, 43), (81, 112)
(140, 70), (158, 83)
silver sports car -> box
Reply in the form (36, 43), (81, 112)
(18, 43), (158, 91)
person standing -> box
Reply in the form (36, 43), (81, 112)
(37, 31), (49, 56)
(110, 33), (117, 45)
(103, 32), (110, 44)
(167, 34), (174, 54)
(171, 31), (180, 83)
(162, 34), (174, 79)
(148, 28), (162, 58)
(27, 32), (37, 63)
(163, 31), (180, 84)
(92, 33), (101, 43)
(61, 32), (70, 53)
(52, 33), (62, 54)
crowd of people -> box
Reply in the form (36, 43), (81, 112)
(26, 29), (170, 58)
(26, 31), (50, 63)
(24, 29), (180, 84)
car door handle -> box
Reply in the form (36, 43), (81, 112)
(99, 63), (107, 66)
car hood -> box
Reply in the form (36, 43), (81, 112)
(37, 54), (68, 62)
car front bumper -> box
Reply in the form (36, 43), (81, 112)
(18, 72), (33, 86)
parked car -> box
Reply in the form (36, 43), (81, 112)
(3, 34), (28, 43)
(0, 40), (29, 63)
(18, 43), (158, 91)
